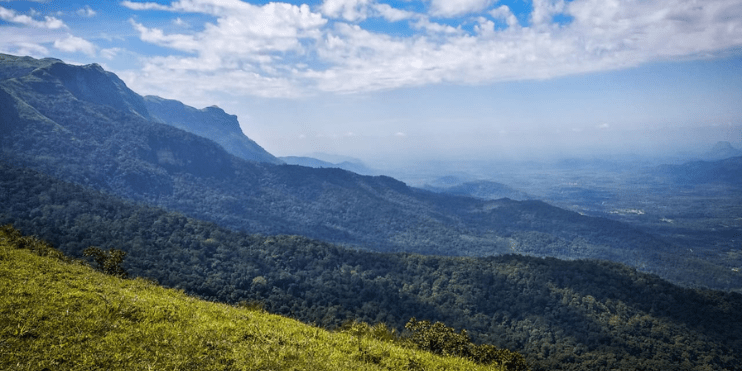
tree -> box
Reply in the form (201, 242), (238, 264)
(83, 246), (128, 278)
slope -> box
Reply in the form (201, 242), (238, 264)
(0, 226), (507, 371)
(2, 163), (741, 370)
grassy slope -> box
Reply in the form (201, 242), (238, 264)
(0, 234), (501, 371)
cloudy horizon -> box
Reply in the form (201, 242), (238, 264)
(2, 0), (741, 165)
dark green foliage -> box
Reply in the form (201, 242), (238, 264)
(83, 246), (128, 278)
(2, 164), (742, 370)
(0, 224), (67, 261)
(406, 318), (471, 358)
(405, 318), (529, 371)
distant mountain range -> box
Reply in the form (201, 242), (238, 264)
(655, 155), (742, 186)
(423, 178), (533, 201)
(279, 155), (377, 175)
(0, 53), (730, 289)
(702, 141), (742, 161)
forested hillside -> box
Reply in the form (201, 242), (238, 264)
(0, 54), (721, 291)
(2, 163), (740, 370)
(1, 226), (520, 371)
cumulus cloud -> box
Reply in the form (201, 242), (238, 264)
(320, 0), (416, 22)
(1, 42), (49, 57)
(100, 47), (123, 60)
(54, 34), (96, 56)
(0, 6), (66, 28)
(76, 6), (96, 17)
(429, 0), (496, 17)
(119, 0), (742, 100)
(321, 0), (371, 22)
(120, 1), (171, 11)
(372, 3), (416, 22)
(490, 5), (519, 28)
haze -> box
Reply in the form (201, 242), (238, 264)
(2, 0), (741, 167)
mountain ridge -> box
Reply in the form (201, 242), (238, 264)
(144, 95), (281, 164)
(0, 53), (731, 291)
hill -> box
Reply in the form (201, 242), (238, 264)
(655, 156), (742, 186)
(0, 226), (510, 371)
(702, 141), (742, 161)
(2, 163), (741, 370)
(280, 155), (378, 175)
(423, 179), (533, 201)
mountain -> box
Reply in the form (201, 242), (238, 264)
(423, 179), (533, 201)
(702, 141), (742, 161)
(0, 53), (720, 289)
(144, 95), (282, 164)
(655, 156), (742, 186)
(280, 155), (337, 168)
(0, 54), (60, 80)
(2, 165), (741, 371)
(280, 155), (378, 175)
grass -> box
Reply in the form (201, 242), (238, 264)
(0, 229), (504, 370)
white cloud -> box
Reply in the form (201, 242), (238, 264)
(173, 17), (189, 27)
(53, 34), (96, 56)
(531, 0), (566, 26)
(429, 0), (496, 17)
(490, 5), (519, 28)
(0, 42), (49, 57)
(321, 0), (371, 22)
(129, 20), (200, 52)
(118, 0), (742, 101)
(320, 0), (416, 22)
(372, 3), (416, 22)
(120, 1), (170, 11)
(0, 6), (66, 28)
(100, 47), (123, 60)
(76, 5), (96, 17)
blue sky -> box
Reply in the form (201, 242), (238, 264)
(2, 0), (742, 164)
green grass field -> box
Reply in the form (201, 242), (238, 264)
(0, 229), (505, 371)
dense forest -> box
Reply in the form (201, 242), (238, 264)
(2, 163), (741, 370)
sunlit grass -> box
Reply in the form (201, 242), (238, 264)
(0, 231), (502, 370)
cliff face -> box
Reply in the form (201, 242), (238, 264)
(144, 95), (282, 164)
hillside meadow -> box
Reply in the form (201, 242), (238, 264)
(0, 227), (512, 371)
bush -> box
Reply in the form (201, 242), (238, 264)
(83, 246), (128, 278)
(405, 318), (529, 371)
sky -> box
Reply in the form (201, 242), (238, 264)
(1, 0), (742, 165)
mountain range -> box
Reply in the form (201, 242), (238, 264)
(2, 52), (742, 370)
(0, 53), (732, 289)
